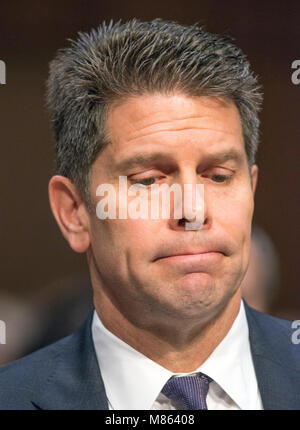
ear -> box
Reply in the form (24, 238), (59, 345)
(48, 175), (91, 253)
(250, 164), (258, 196)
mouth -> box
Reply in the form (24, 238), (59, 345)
(155, 250), (224, 260)
(154, 251), (224, 271)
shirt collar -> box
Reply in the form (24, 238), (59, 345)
(92, 311), (174, 409)
(92, 300), (258, 410)
(198, 300), (260, 409)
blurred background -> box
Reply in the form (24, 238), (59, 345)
(0, 0), (299, 365)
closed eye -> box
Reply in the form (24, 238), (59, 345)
(210, 174), (233, 183)
(130, 176), (162, 187)
(129, 171), (234, 186)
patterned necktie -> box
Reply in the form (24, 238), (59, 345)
(161, 373), (212, 410)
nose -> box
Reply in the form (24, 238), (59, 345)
(168, 171), (211, 231)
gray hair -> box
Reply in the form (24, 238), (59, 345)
(46, 18), (263, 208)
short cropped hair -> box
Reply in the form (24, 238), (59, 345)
(46, 18), (263, 208)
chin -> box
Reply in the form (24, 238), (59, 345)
(169, 273), (236, 313)
(175, 272), (215, 293)
(161, 273), (216, 312)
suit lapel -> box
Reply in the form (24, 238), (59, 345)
(29, 303), (299, 410)
(245, 301), (300, 410)
(249, 354), (297, 410)
(30, 311), (109, 410)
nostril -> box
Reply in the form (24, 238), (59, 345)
(178, 218), (186, 226)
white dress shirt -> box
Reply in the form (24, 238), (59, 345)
(92, 300), (263, 410)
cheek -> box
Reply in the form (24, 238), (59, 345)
(233, 198), (253, 232)
(215, 188), (254, 245)
(91, 217), (157, 261)
(120, 219), (162, 259)
(228, 197), (253, 270)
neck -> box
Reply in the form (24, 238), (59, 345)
(93, 286), (241, 373)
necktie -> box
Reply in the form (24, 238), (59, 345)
(161, 373), (212, 410)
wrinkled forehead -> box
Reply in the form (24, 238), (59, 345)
(103, 93), (244, 160)
(107, 93), (241, 138)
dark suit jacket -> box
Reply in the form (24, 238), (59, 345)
(0, 301), (299, 410)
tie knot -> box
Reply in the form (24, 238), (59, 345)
(161, 373), (212, 410)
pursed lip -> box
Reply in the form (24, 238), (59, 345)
(155, 250), (224, 261)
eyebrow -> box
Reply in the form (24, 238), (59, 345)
(208, 149), (244, 165)
(114, 152), (169, 172)
(113, 148), (244, 173)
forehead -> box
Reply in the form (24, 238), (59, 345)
(102, 93), (244, 166)
(107, 93), (242, 137)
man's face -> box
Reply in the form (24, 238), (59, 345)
(87, 93), (257, 327)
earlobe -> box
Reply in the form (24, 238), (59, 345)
(48, 175), (91, 253)
(251, 164), (259, 195)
